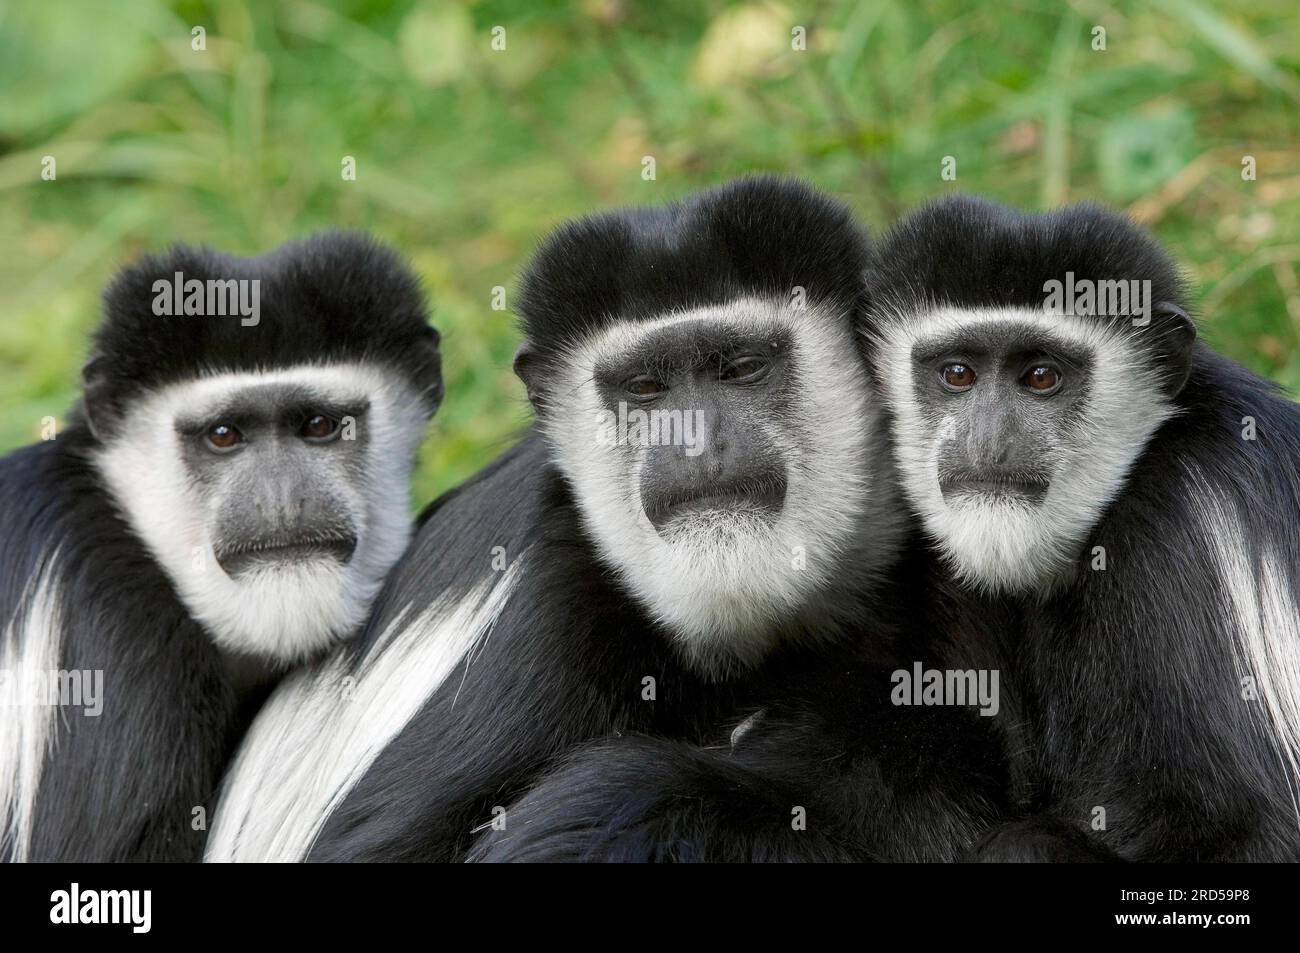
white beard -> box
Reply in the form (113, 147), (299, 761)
(925, 490), (1072, 594)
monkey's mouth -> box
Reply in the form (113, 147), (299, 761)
(216, 534), (358, 577)
(940, 476), (1049, 504)
(643, 477), (788, 535)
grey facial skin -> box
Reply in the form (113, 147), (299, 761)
(173, 382), (371, 579)
(908, 321), (1094, 505)
(594, 323), (795, 536)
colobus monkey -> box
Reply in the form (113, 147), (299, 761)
(208, 177), (1007, 862)
(469, 197), (1300, 865)
(0, 233), (441, 861)
(866, 196), (1300, 861)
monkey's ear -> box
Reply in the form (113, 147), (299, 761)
(513, 340), (544, 411)
(80, 353), (118, 442)
(1154, 302), (1196, 397)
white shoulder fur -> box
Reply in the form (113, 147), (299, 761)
(205, 558), (525, 862)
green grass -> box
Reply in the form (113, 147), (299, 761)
(2, 0), (1298, 504)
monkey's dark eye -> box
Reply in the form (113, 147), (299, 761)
(720, 356), (768, 382)
(941, 363), (977, 391)
(626, 376), (666, 398)
(301, 414), (340, 441)
(1022, 365), (1062, 393)
(206, 424), (243, 452)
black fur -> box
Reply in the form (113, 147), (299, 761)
(865, 194), (1187, 316)
(0, 232), (439, 861)
(872, 197), (1300, 861)
(311, 435), (1012, 863)
(0, 427), (239, 861)
(86, 231), (442, 436)
(468, 644), (1008, 863)
(308, 432), (832, 860)
(865, 194), (1197, 396)
(514, 175), (871, 404)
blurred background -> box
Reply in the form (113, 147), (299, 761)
(1, 0), (1297, 503)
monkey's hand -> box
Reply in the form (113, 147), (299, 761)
(466, 734), (863, 863)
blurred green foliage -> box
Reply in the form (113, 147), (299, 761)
(1, 0), (1298, 504)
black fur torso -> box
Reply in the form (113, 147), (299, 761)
(306, 431), (939, 862)
(0, 425), (247, 861)
(950, 348), (1300, 861)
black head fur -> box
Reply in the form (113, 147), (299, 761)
(864, 195), (1196, 394)
(84, 231), (442, 437)
(513, 176), (871, 407)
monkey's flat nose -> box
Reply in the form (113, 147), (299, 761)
(967, 415), (1018, 468)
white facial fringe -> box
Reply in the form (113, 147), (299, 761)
(543, 297), (895, 672)
(876, 306), (1178, 596)
(94, 363), (429, 664)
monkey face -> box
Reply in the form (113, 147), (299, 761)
(609, 322), (795, 540)
(178, 390), (365, 582)
(877, 306), (1180, 595)
(916, 319), (1091, 509)
(95, 363), (431, 664)
(533, 296), (903, 672)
